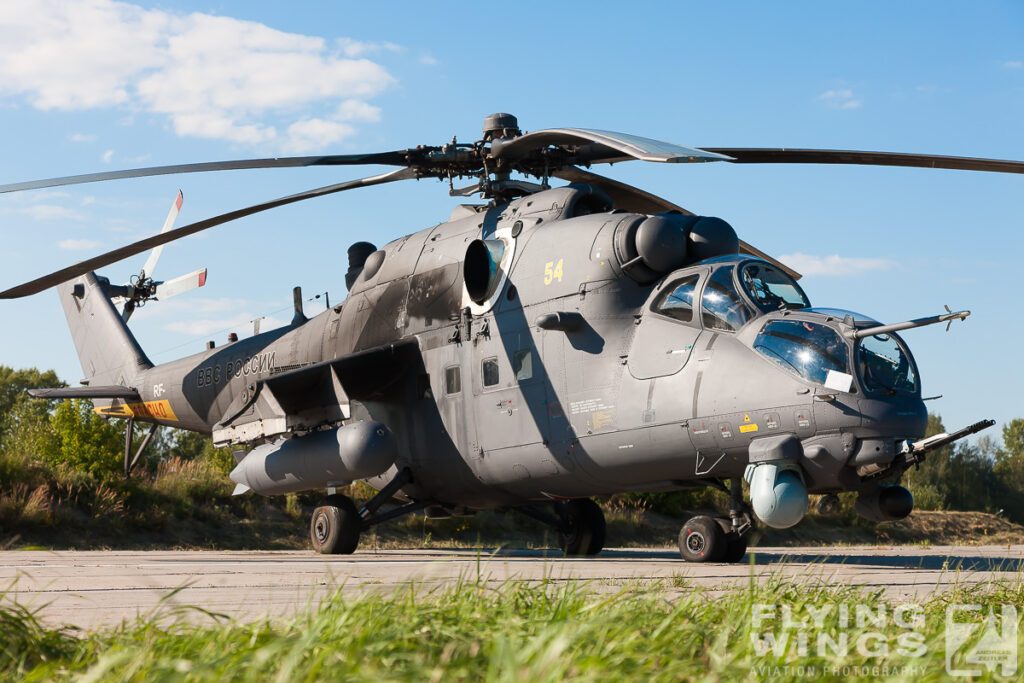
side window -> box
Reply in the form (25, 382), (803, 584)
(512, 349), (533, 381)
(482, 357), (500, 387)
(652, 275), (700, 322)
(445, 366), (461, 394)
(701, 266), (752, 331)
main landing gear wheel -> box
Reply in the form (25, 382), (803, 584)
(310, 494), (361, 555)
(558, 499), (606, 556)
(679, 515), (727, 563)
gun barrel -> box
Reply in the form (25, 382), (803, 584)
(911, 418), (996, 456)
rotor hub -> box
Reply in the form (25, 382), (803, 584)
(482, 112), (520, 141)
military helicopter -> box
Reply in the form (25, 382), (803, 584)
(3, 113), (1014, 562)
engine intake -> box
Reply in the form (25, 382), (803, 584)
(613, 213), (738, 283)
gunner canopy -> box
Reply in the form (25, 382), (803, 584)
(754, 319), (850, 387)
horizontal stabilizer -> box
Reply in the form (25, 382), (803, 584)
(27, 386), (141, 400)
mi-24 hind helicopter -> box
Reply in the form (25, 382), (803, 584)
(3, 113), (1014, 562)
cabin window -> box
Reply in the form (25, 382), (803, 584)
(445, 366), (461, 394)
(652, 274), (700, 322)
(513, 349), (533, 381)
(482, 357), (500, 387)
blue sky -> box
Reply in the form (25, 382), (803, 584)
(0, 1), (1021, 439)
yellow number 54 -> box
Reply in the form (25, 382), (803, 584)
(544, 259), (564, 285)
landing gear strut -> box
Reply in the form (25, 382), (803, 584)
(515, 498), (607, 556)
(557, 499), (606, 556)
(678, 477), (754, 563)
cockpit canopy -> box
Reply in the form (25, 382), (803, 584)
(652, 258), (811, 332)
(648, 257), (920, 395)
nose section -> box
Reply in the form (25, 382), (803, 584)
(859, 396), (927, 438)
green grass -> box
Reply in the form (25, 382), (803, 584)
(3, 574), (1023, 681)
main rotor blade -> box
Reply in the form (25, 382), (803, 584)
(0, 151), (410, 195)
(492, 128), (732, 164)
(554, 166), (802, 280)
(0, 167), (416, 299)
(702, 148), (1024, 174)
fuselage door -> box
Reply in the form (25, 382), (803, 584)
(471, 322), (549, 452)
(627, 271), (705, 379)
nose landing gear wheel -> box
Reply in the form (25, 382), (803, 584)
(310, 494), (361, 554)
(558, 498), (606, 556)
(678, 515), (726, 562)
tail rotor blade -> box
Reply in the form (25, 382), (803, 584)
(154, 268), (207, 301)
(141, 190), (184, 280)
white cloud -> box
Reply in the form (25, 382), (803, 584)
(817, 88), (862, 110)
(69, 132), (96, 142)
(336, 38), (401, 58)
(778, 252), (893, 277)
(283, 118), (356, 153)
(24, 204), (83, 221)
(336, 98), (380, 122)
(0, 1), (396, 151)
(419, 53), (439, 66)
(58, 238), (99, 250)
(101, 149), (114, 163)
(1003, 60), (1022, 69)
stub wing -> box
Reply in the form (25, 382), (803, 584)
(27, 386), (141, 400)
(213, 339), (421, 446)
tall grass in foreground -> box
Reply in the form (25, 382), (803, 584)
(3, 575), (1024, 681)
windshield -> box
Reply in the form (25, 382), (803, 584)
(754, 320), (851, 386)
(740, 262), (810, 312)
(858, 333), (918, 394)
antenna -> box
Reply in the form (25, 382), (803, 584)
(292, 286), (307, 326)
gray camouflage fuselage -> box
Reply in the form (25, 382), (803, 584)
(75, 184), (927, 511)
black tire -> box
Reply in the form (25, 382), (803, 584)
(678, 515), (726, 562)
(722, 533), (748, 563)
(310, 494), (361, 554)
(558, 499), (606, 556)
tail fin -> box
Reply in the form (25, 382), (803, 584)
(58, 272), (152, 389)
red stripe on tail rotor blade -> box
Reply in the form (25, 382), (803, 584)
(198, 269), (207, 287)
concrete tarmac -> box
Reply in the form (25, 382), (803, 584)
(2, 545), (1023, 631)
